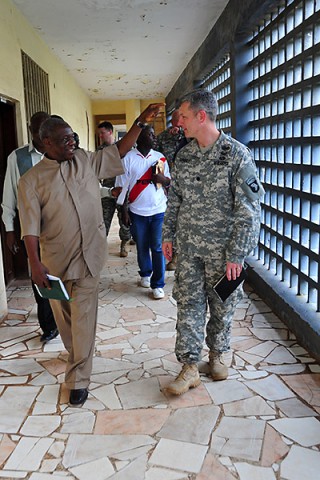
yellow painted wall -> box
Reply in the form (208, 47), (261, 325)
(92, 97), (165, 130)
(140, 98), (166, 111)
(0, 0), (95, 149)
(92, 100), (127, 116)
(0, 0), (166, 319)
(0, 0), (97, 320)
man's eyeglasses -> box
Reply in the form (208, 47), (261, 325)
(60, 134), (76, 145)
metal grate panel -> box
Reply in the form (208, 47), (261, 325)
(21, 50), (50, 134)
(200, 54), (232, 134)
(248, 0), (320, 311)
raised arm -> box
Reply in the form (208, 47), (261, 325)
(117, 103), (164, 157)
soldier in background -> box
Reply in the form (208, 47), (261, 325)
(162, 89), (264, 395)
(156, 110), (186, 271)
(156, 110), (185, 171)
(97, 121), (131, 257)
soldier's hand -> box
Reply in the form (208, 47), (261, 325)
(6, 231), (19, 255)
(226, 262), (242, 281)
(169, 126), (180, 135)
(162, 241), (173, 261)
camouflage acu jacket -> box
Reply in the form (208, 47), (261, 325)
(156, 127), (185, 169)
(162, 131), (265, 264)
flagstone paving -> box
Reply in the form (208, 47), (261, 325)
(0, 222), (319, 479)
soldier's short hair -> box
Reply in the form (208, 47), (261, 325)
(98, 121), (113, 132)
(178, 89), (218, 122)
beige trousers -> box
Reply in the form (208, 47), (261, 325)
(50, 273), (100, 389)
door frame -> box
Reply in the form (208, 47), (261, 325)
(0, 96), (29, 284)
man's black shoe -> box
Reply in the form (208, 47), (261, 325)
(69, 388), (88, 406)
(40, 328), (59, 342)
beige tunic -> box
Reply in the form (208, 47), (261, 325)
(18, 145), (123, 280)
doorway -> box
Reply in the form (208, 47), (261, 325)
(0, 98), (29, 284)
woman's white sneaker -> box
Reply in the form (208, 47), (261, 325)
(140, 276), (151, 288)
(152, 288), (164, 299)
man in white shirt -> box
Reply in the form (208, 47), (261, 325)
(2, 111), (58, 342)
(116, 125), (170, 300)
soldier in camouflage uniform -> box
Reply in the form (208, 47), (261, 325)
(156, 110), (186, 271)
(97, 122), (131, 256)
(156, 110), (185, 170)
(162, 89), (264, 395)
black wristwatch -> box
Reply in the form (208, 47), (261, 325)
(135, 119), (147, 129)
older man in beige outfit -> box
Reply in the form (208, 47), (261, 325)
(18, 105), (162, 406)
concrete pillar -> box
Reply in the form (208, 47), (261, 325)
(125, 99), (141, 130)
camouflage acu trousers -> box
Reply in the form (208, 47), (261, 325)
(101, 197), (131, 241)
(172, 253), (243, 364)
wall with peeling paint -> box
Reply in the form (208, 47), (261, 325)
(92, 100), (127, 117)
(166, 0), (276, 109)
(92, 97), (165, 132)
(0, 0), (94, 149)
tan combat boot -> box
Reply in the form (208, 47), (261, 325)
(209, 351), (228, 380)
(166, 364), (201, 395)
(120, 240), (128, 257)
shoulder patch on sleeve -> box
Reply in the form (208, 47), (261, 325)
(239, 165), (265, 202)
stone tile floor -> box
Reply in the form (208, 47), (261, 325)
(0, 222), (320, 479)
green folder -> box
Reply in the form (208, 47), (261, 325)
(35, 274), (70, 301)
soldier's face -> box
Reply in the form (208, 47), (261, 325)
(171, 110), (180, 128)
(99, 128), (114, 145)
(178, 102), (201, 139)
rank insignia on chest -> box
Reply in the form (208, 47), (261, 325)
(221, 144), (232, 152)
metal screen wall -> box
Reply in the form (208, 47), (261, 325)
(248, 0), (320, 311)
(200, 54), (232, 135)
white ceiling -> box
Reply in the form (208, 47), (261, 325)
(12, 0), (229, 100)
